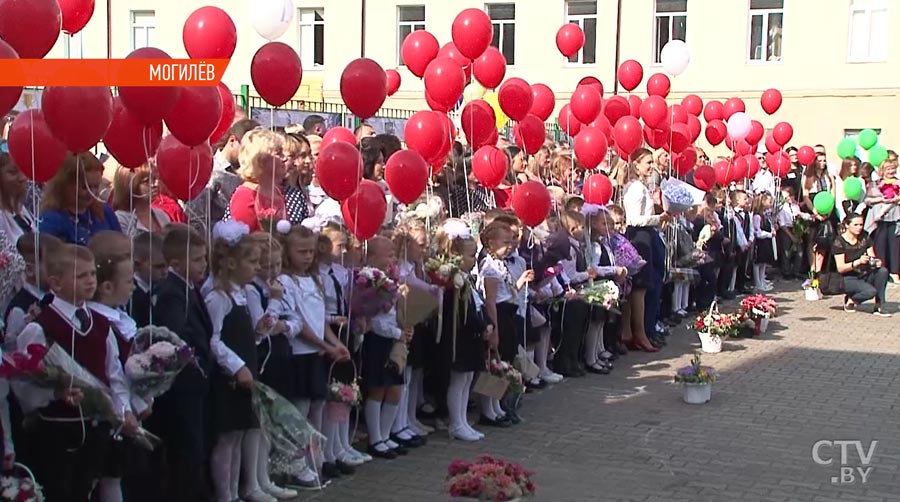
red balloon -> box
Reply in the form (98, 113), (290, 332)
(405, 111), (447, 161)
(583, 173), (614, 205)
(643, 125), (668, 150)
(0, 0), (60, 58)
(423, 57), (465, 113)
(498, 78), (534, 122)
(460, 100), (496, 149)
(765, 134), (780, 154)
(570, 85), (601, 124)
(322, 127), (357, 147)
(627, 95), (642, 119)
(732, 156), (750, 182)
(209, 82), (236, 145)
(646, 73), (671, 98)
(773, 121), (793, 146)
(472, 145), (508, 189)
(182, 6), (236, 59)
(118, 48), (182, 125)
(673, 147), (697, 176)
(761, 88), (782, 115)
(705, 119), (727, 146)
(604, 96), (631, 126)
(577, 77), (604, 98)
(103, 98), (163, 169)
(7, 110), (66, 183)
(746, 120), (764, 145)
(640, 95), (667, 129)
(703, 100), (724, 122)
(473, 46), (506, 89)
(574, 127), (609, 170)
(164, 86), (222, 148)
(670, 123), (691, 153)
(438, 42), (470, 77)
(589, 114), (612, 138)
(316, 142), (363, 201)
(770, 152), (791, 177)
(682, 94), (703, 116)
(58, 0), (94, 35)
(744, 154), (761, 179)
(667, 104), (688, 125)
(797, 146), (816, 167)
(614, 116), (642, 155)
(342, 58), (387, 119)
(530, 84), (556, 122)
(251, 42), (302, 108)
(686, 114), (702, 142)
(513, 115), (545, 155)
(342, 180), (387, 240)
(723, 97), (745, 119)
(730, 138), (753, 156)
(385, 69), (401, 96)
(384, 150), (428, 204)
(694, 164), (716, 191)
(451, 8), (493, 59)
(0, 40), (23, 118)
(556, 23), (585, 58)
(401, 30), (439, 78)
(713, 160), (733, 186)
(425, 90), (450, 113)
(156, 136), (214, 202)
(484, 127), (499, 148)
(617, 60), (643, 92)
(511, 180), (551, 227)
(42, 86), (113, 153)
(557, 104), (582, 137)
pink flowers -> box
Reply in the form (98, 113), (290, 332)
(327, 380), (361, 406)
(446, 456), (535, 500)
(741, 294), (777, 320)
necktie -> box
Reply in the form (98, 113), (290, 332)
(328, 268), (344, 316)
(75, 308), (91, 331)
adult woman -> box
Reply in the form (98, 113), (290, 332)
(112, 166), (172, 236)
(864, 157), (900, 282)
(803, 152), (837, 276)
(508, 145), (528, 184)
(836, 156), (861, 220)
(281, 132), (313, 223)
(622, 148), (671, 351)
(524, 145), (551, 183)
(40, 153), (122, 245)
(229, 128), (287, 232)
(0, 153), (35, 242)
(833, 213), (890, 316)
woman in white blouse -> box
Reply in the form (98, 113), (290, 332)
(0, 153), (36, 243)
(621, 148), (671, 351)
(112, 165), (171, 237)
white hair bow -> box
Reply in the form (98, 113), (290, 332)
(443, 220), (472, 240)
(300, 216), (325, 234)
(581, 203), (603, 217)
(213, 220), (250, 246)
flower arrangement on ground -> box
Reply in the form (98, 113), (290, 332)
(489, 360), (524, 396)
(349, 266), (399, 318)
(0, 463), (44, 502)
(694, 310), (742, 339)
(125, 326), (197, 401)
(446, 455), (535, 501)
(802, 273), (821, 301)
(674, 352), (717, 385)
(740, 294), (777, 320)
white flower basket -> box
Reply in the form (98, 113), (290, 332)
(682, 382), (712, 404)
(804, 288), (821, 301)
(758, 317), (769, 334)
(698, 332), (722, 353)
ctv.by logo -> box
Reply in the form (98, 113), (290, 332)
(812, 440), (878, 484)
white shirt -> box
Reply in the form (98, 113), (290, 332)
(14, 296), (131, 418)
(504, 253), (528, 317)
(478, 255), (516, 305)
(87, 302), (150, 415)
(590, 240), (619, 279)
(318, 263), (350, 317)
(775, 202), (796, 228)
(204, 285), (249, 376)
(623, 180), (662, 227)
(752, 169), (777, 198)
(0, 206), (35, 244)
(245, 279), (302, 343)
(752, 213), (774, 240)
(115, 208), (172, 237)
(371, 306), (402, 340)
(4, 282), (44, 341)
(291, 275), (326, 355)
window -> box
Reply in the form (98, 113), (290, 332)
(130, 11), (155, 50)
(848, 0), (888, 62)
(298, 8), (325, 68)
(565, 1), (597, 65)
(64, 32), (84, 58)
(486, 4), (515, 65)
(397, 5), (426, 66)
(748, 0), (783, 62)
(653, 0), (687, 64)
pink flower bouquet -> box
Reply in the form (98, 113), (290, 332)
(349, 266), (399, 318)
(447, 455), (535, 501)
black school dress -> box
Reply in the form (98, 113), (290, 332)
(211, 295), (259, 433)
(439, 280), (489, 373)
(754, 214), (777, 266)
(251, 283), (294, 399)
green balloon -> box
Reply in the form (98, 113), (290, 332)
(813, 191), (835, 215)
(869, 145), (889, 166)
(858, 129), (878, 150)
(843, 177), (863, 201)
(837, 138), (857, 159)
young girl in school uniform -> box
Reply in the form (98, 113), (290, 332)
(205, 221), (262, 502)
(752, 192), (777, 292)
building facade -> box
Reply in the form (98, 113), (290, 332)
(50, 0), (897, 154)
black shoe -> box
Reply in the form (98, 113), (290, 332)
(322, 462), (342, 479)
(336, 460), (357, 475)
(368, 442), (397, 459)
(387, 441), (409, 455)
(478, 415), (512, 427)
(505, 411), (523, 425)
(390, 432), (425, 448)
(586, 363), (610, 375)
(526, 379), (547, 391)
(616, 344), (628, 355)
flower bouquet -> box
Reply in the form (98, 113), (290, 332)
(489, 359), (524, 396)
(124, 326), (197, 401)
(576, 280), (620, 312)
(425, 256), (467, 290)
(661, 178), (703, 214)
(253, 381), (325, 478)
(674, 351), (717, 404)
(447, 455), (535, 501)
(325, 379), (361, 423)
(349, 266), (400, 318)
(802, 275), (821, 302)
(694, 307), (741, 353)
(740, 294), (777, 336)
(0, 463), (44, 502)
(608, 234), (647, 277)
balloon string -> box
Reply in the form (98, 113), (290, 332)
(29, 110), (40, 289)
(142, 126), (155, 327)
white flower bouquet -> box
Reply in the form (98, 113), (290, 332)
(577, 280), (621, 310)
(124, 326), (197, 401)
(425, 256), (467, 290)
(0, 463), (43, 502)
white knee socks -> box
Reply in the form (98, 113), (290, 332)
(241, 429), (263, 496)
(211, 431), (244, 502)
(322, 419), (338, 463)
(98, 478), (122, 502)
(479, 394), (497, 420)
(308, 400), (325, 432)
(753, 264), (767, 289)
(392, 373), (412, 439)
(535, 327), (550, 372)
(257, 432), (275, 490)
(584, 321), (602, 366)
(380, 401), (400, 445)
(407, 368), (427, 433)
(673, 280), (689, 313)
(447, 371), (468, 432)
(365, 398), (385, 450)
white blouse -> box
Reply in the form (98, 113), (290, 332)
(623, 180), (661, 227)
(318, 262), (350, 317)
(291, 275), (326, 355)
(204, 285), (249, 376)
(478, 255), (517, 306)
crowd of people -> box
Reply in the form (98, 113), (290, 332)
(0, 107), (897, 502)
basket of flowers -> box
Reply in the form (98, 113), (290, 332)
(0, 463), (43, 502)
(674, 351), (717, 404)
(447, 455), (535, 501)
(325, 359), (361, 424)
(694, 303), (741, 353)
(740, 294), (777, 336)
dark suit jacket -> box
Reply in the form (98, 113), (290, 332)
(152, 272), (214, 394)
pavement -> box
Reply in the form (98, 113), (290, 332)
(294, 280), (900, 502)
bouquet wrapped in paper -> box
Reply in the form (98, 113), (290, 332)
(489, 360), (524, 395)
(661, 178), (704, 213)
(608, 234), (647, 277)
(253, 382), (325, 476)
(349, 266), (399, 319)
(124, 326), (197, 401)
(576, 280), (620, 310)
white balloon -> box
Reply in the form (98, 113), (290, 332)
(250, 0), (295, 41)
(660, 39), (691, 77)
(726, 112), (752, 141)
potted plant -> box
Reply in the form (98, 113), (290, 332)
(740, 294), (777, 336)
(674, 351), (717, 404)
(447, 455), (535, 501)
(802, 275), (821, 302)
(693, 307), (741, 353)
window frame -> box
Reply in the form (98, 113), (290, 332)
(564, 0), (598, 66)
(397, 5), (427, 67)
(652, 0), (688, 65)
(130, 10), (156, 51)
(847, 0), (889, 63)
(746, 0), (784, 64)
(298, 7), (325, 69)
(486, 3), (516, 66)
